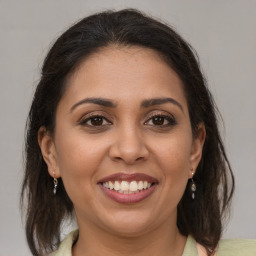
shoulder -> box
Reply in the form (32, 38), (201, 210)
(48, 230), (78, 256)
(218, 238), (256, 256)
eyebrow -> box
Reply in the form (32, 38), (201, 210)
(141, 97), (184, 113)
(70, 97), (184, 113)
(70, 97), (117, 112)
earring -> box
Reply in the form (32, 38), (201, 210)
(190, 170), (196, 200)
(52, 171), (58, 195)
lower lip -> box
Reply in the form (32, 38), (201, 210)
(99, 184), (157, 204)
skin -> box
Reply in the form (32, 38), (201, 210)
(39, 45), (205, 256)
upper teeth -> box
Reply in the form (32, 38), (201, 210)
(102, 181), (152, 193)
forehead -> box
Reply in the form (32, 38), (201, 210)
(60, 45), (188, 111)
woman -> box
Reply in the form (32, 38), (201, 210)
(21, 9), (256, 256)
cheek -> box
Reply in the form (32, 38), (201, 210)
(152, 133), (192, 193)
(54, 129), (108, 193)
(154, 134), (192, 173)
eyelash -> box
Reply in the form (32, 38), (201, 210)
(79, 113), (176, 128)
(144, 114), (176, 127)
(79, 115), (112, 127)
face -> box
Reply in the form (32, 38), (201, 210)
(39, 46), (205, 237)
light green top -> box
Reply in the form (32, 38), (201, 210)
(49, 230), (256, 256)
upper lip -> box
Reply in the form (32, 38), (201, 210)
(98, 173), (158, 183)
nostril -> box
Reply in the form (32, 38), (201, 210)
(112, 155), (146, 164)
(108, 138), (149, 164)
(114, 156), (122, 161)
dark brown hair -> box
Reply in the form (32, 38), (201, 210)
(21, 9), (234, 256)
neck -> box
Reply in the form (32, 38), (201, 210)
(72, 217), (187, 256)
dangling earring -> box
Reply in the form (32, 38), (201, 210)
(190, 169), (196, 200)
(52, 171), (58, 195)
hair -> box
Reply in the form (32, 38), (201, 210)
(21, 8), (234, 256)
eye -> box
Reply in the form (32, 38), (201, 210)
(80, 115), (111, 127)
(145, 114), (176, 127)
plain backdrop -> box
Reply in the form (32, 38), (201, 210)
(0, 1), (255, 255)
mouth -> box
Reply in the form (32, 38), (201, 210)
(98, 173), (158, 204)
(100, 180), (154, 194)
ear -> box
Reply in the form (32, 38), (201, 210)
(38, 126), (61, 178)
(189, 123), (206, 178)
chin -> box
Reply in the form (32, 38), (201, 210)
(98, 210), (156, 237)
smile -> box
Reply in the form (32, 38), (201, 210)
(98, 173), (158, 204)
(102, 180), (153, 194)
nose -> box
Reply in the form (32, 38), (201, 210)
(108, 126), (149, 165)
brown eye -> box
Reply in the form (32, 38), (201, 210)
(152, 116), (165, 125)
(90, 116), (103, 126)
(145, 114), (176, 127)
(80, 115), (111, 127)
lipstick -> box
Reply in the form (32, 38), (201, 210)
(98, 173), (158, 204)
(98, 173), (158, 183)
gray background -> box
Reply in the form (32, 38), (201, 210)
(0, 1), (255, 255)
